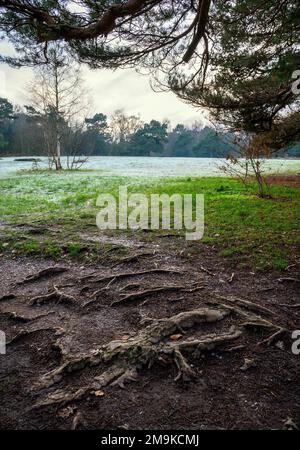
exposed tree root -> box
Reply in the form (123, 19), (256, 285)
(278, 303), (300, 309)
(82, 283), (203, 308)
(88, 268), (182, 284)
(278, 277), (300, 283)
(30, 296), (288, 409)
(89, 277), (117, 298)
(0, 310), (54, 323)
(71, 411), (86, 430)
(111, 252), (154, 268)
(39, 309), (227, 384)
(199, 266), (216, 276)
(211, 293), (274, 315)
(0, 293), (16, 302)
(29, 286), (76, 306)
(110, 367), (138, 388)
(258, 328), (286, 346)
(119, 283), (142, 292)
(0, 311), (32, 323)
(17, 267), (68, 284)
(31, 387), (91, 410)
(32, 307), (242, 409)
(208, 296), (286, 346)
(78, 271), (98, 282)
(56, 283), (76, 289)
(7, 326), (65, 346)
(33, 325), (241, 409)
(111, 284), (203, 307)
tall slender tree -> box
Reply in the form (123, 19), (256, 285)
(28, 44), (88, 169)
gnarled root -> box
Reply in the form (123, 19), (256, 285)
(29, 293), (288, 410)
(33, 307), (241, 409)
(29, 286), (76, 306)
(0, 310), (54, 323)
(110, 284), (202, 307)
(38, 307), (229, 389)
(7, 326), (65, 346)
(211, 293), (273, 315)
(209, 295), (287, 346)
(86, 268), (182, 285)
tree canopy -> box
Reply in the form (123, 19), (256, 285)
(0, 0), (212, 87)
(0, 1), (299, 152)
(172, 0), (300, 149)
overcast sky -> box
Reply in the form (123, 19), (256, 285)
(0, 41), (207, 128)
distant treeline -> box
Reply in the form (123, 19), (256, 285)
(0, 97), (299, 158)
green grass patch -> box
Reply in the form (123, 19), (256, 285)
(0, 171), (299, 270)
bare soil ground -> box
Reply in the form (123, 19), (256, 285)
(266, 174), (300, 188)
(0, 235), (299, 430)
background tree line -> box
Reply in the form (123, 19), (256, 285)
(1, 96), (299, 159)
(0, 96), (235, 158)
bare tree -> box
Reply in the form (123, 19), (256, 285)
(219, 133), (272, 199)
(27, 44), (89, 170)
(109, 109), (143, 144)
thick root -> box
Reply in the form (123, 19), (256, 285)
(32, 299), (286, 409)
(17, 267), (68, 284)
(111, 285), (198, 306)
(111, 252), (154, 268)
(7, 326), (65, 346)
(30, 286), (76, 306)
(0, 310), (54, 323)
(89, 268), (182, 284)
(209, 296), (286, 345)
(83, 283), (203, 309)
(211, 293), (274, 315)
(35, 307), (229, 391)
(32, 366), (131, 409)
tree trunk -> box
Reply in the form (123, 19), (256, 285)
(56, 136), (62, 170)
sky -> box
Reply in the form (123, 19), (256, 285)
(0, 41), (207, 128)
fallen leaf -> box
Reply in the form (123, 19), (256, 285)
(170, 334), (183, 341)
(240, 357), (256, 371)
(94, 390), (105, 397)
(121, 335), (130, 341)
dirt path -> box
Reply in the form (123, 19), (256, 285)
(0, 237), (299, 430)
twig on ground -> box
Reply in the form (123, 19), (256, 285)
(227, 273), (235, 283)
(278, 277), (300, 283)
(199, 266), (216, 276)
(278, 303), (300, 309)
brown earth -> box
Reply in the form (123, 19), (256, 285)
(266, 174), (300, 188)
(0, 235), (299, 430)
